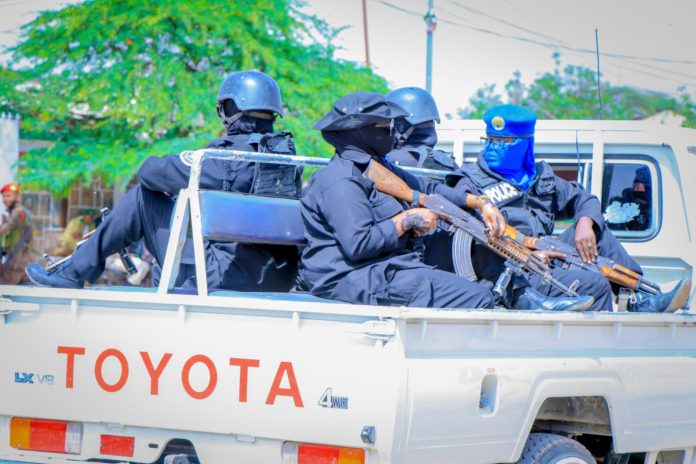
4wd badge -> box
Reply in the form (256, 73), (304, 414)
(318, 388), (349, 409)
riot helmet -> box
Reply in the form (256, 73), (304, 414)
(217, 70), (284, 119)
(385, 87), (440, 125)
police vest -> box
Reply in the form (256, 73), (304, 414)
(461, 161), (557, 237)
(208, 132), (301, 199)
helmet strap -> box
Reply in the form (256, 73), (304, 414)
(394, 125), (415, 149)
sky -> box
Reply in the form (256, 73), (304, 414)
(1, 0), (695, 116)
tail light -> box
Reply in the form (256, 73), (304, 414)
(282, 442), (365, 464)
(10, 417), (82, 454)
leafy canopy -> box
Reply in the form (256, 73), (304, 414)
(4, 0), (387, 196)
(459, 53), (690, 125)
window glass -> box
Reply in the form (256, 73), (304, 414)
(602, 162), (657, 237)
(545, 161), (591, 234)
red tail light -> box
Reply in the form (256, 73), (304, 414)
(282, 442), (365, 464)
(10, 417), (82, 454)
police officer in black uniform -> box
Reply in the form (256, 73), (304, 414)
(385, 87), (458, 171)
(449, 104), (689, 312)
(385, 87), (458, 272)
(26, 70), (299, 292)
(299, 92), (592, 311)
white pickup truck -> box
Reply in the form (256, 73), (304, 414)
(0, 120), (694, 464)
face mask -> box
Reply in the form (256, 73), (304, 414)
(484, 137), (537, 190)
(359, 124), (395, 157)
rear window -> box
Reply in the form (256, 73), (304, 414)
(602, 160), (659, 240)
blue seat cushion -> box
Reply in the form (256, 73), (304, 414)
(199, 191), (306, 246)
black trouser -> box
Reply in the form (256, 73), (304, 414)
(72, 185), (175, 284)
(558, 222), (642, 294)
(70, 185), (296, 291)
(471, 243), (614, 311)
(328, 263), (496, 309)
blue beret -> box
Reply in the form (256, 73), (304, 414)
(483, 104), (537, 138)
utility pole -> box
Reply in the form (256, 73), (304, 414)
(595, 28), (604, 120)
(424, 0), (436, 92)
(362, 0), (371, 68)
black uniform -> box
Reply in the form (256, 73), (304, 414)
(449, 154), (624, 311)
(386, 146), (459, 273)
(70, 127), (298, 292)
(299, 149), (495, 309)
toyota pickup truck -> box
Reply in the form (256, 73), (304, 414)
(0, 120), (694, 464)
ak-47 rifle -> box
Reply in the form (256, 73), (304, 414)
(530, 235), (660, 295)
(364, 161), (580, 300)
(371, 156), (660, 296)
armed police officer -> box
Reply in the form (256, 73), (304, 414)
(26, 70), (299, 292)
(0, 183), (35, 285)
(385, 87), (458, 172)
(385, 87), (458, 272)
(299, 92), (592, 311)
(449, 104), (689, 312)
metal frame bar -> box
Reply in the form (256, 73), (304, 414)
(157, 190), (191, 295)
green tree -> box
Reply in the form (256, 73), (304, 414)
(459, 58), (682, 122)
(4, 0), (387, 196)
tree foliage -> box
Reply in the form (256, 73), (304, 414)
(459, 54), (684, 122)
(3, 0), (387, 196)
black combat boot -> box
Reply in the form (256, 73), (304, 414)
(515, 287), (594, 312)
(25, 260), (85, 289)
(627, 278), (691, 313)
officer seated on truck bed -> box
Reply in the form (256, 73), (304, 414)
(26, 70), (300, 292)
(447, 104), (690, 312)
(298, 91), (593, 311)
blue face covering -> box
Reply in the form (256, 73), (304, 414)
(484, 137), (537, 191)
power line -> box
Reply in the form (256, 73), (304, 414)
(443, 0), (570, 46)
(376, 0), (696, 66)
(379, 0), (696, 93)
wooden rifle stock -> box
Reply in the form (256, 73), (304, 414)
(365, 161), (423, 206)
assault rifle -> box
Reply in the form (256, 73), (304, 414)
(368, 160), (660, 297)
(530, 235), (660, 295)
(364, 161), (580, 300)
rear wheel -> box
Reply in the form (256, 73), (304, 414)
(517, 433), (596, 464)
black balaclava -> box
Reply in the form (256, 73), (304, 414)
(394, 118), (438, 149)
(219, 99), (274, 135)
(321, 124), (394, 158)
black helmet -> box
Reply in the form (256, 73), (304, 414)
(314, 91), (408, 131)
(385, 87), (440, 125)
(217, 70), (284, 117)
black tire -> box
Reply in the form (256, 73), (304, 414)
(517, 433), (596, 464)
